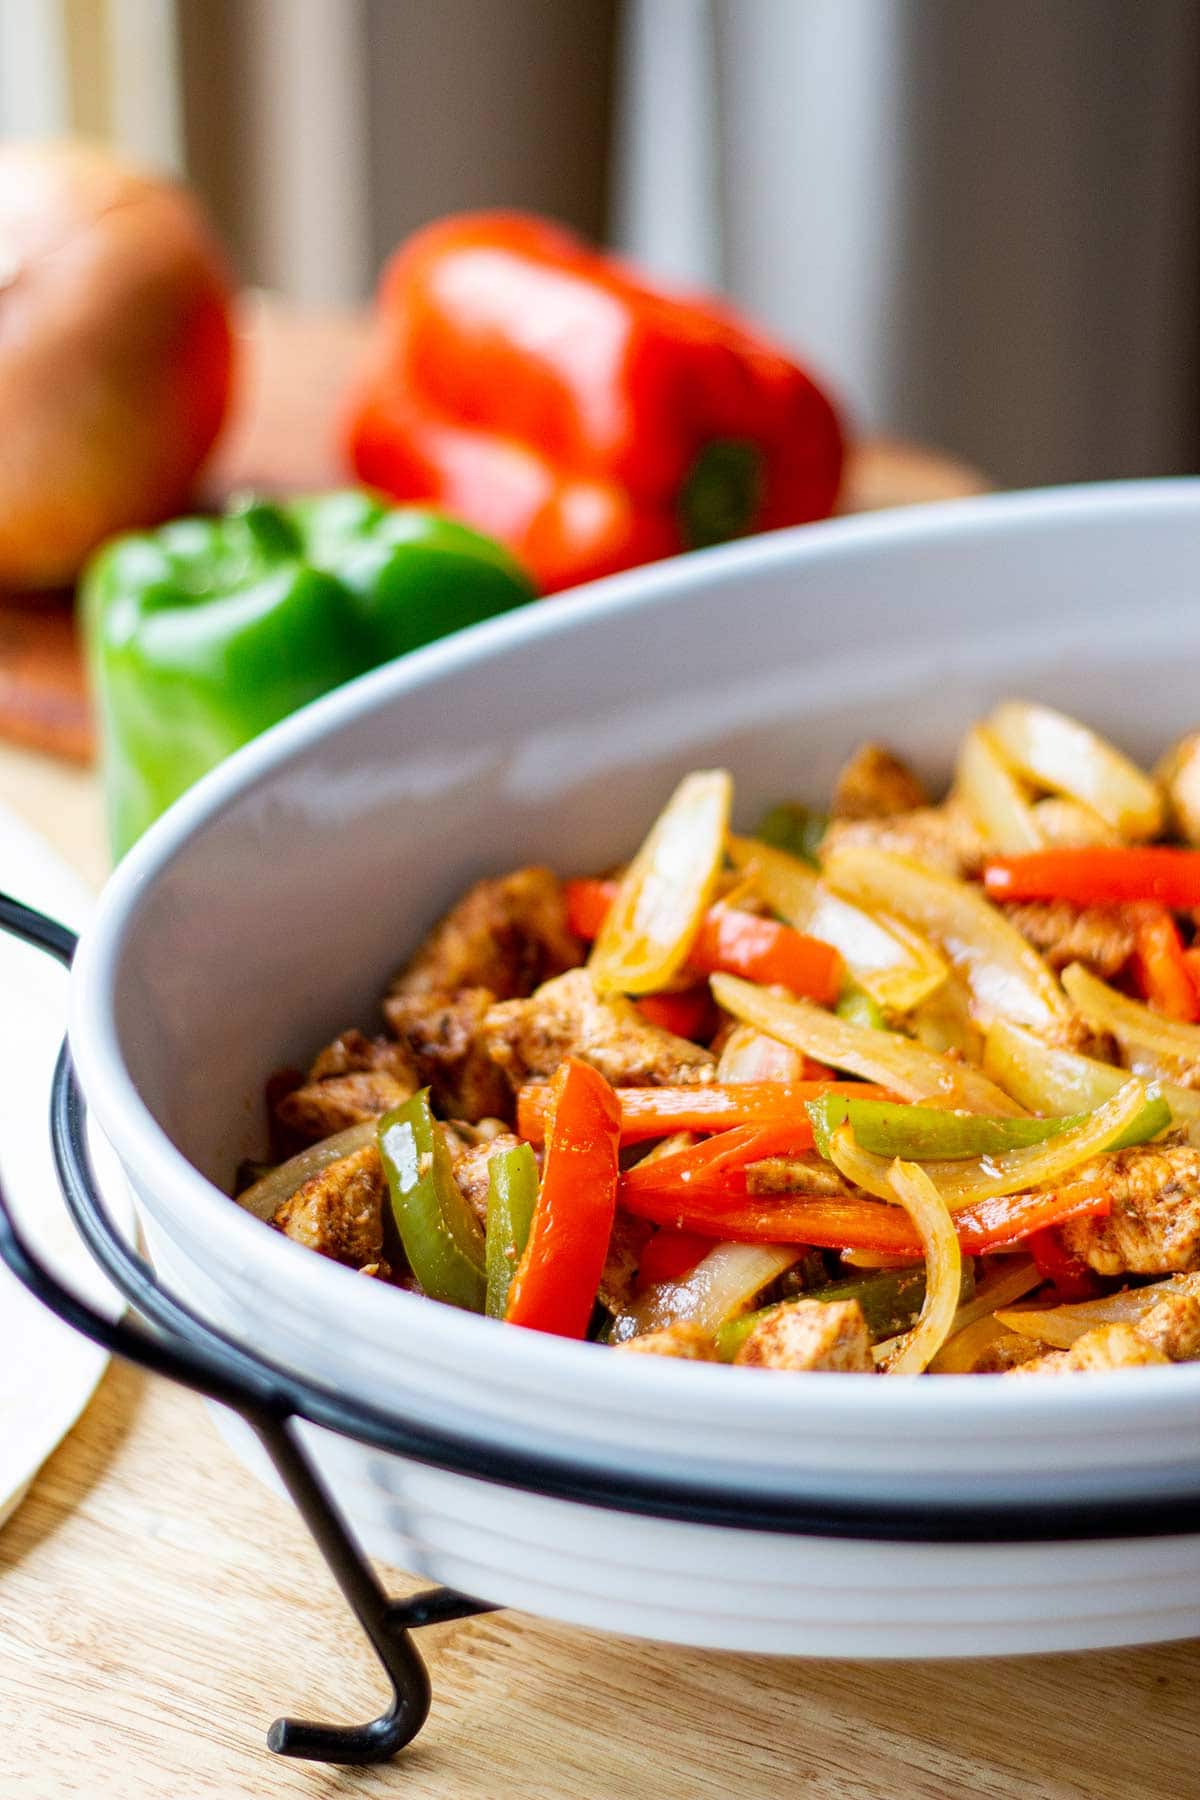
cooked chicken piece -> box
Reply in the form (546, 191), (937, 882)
(391, 866), (583, 1002)
(1006, 1322), (1170, 1376)
(271, 1144), (385, 1268)
(451, 1129), (525, 1229)
(613, 1322), (718, 1361)
(971, 1331), (1052, 1374)
(484, 967), (716, 1091)
(599, 1212), (655, 1312)
(1134, 1292), (1200, 1362)
(384, 986), (513, 1123)
(831, 742), (929, 820)
(1056, 1144), (1200, 1276)
(734, 1298), (874, 1372)
(1156, 734), (1200, 847)
(1001, 900), (1134, 979)
(276, 1070), (414, 1141)
(821, 801), (985, 880)
(745, 1156), (852, 1198)
(308, 1028), (418, 1085)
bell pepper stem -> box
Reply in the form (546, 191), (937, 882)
(679, 438), (764, 550)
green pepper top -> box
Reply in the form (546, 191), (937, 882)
(84, 491), (536, 856)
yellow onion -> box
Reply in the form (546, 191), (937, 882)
(727, 835), (947, 1011)
(983, 1016), (1200, 1132)
(236, 1120), (377, 1221)
(875, 1160), (961, 1373)
(711, 972), (1023, 1114)
(607, 1242), (799, 1343)
(589, 769), (731, 995)
(987, 701), (1162, 839)
(955, 724), (1043, 853)
(996, 1272), (1200, 1349)
(823, 844), (1074, 1037)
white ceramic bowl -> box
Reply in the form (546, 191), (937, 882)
(70, 481), (1200, 1656)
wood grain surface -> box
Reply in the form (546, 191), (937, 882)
(2, 312), (1192, 1800)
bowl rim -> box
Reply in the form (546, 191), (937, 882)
(69, 477), (1200, 1455)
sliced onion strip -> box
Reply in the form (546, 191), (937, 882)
(955, 724), (1043, 853)
(727, 834), (947, 1011)
(876, 1160), (961, 1373)
(996, 1271), (1200, 1349)
(710, 971), (1023, 1114)
(823, 844), (1074, 1036)
(987, 701), (1163, 840)
(983, 1015), (1200, 1129)
(236, 1119), (377, 1221)
(607, 1241), (798, 1343)
(1063, 961), (1200, 1076)
(589, 769), (732, 996)
(926, 1257), (1042, 1372)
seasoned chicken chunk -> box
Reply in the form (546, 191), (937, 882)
(1135, 1292), (1200, 1362)
(308, 1029), (418, 1085)
(451, 1130), (525, 1229)
(1001, 900), (1134, 979)
(1007, 1322), (1170, 1376)
(614, 1322), (718, 1361)
(384, 986), (512, 1123)
(1056, 1144), (1200, 1276)
(831, 742), (928, 821)
(271, 1144), (385, 1268)
(484, 967), (716, 1091)
(821, 801), (984, 880)
(392, 867), (583, 1002)
(276, 1070), (413, 1141)
(745, 1155), (852, 1198)
(734, 1299), (874, 1372)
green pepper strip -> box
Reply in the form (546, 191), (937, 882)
(805, 1091), (1170, 1163)
(378, 1089), (486, 1311)
(485, 1141), (539, 1320)
(755, 801), (828, 868)
(715, 1260), (976, 1362)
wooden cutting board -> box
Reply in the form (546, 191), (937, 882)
(0, 296), (989, 764)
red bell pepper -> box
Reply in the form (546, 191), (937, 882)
(1026, 1227), (1104, 1303)
(1130, 904), (1200, 1022)
(345, 212), (844, 593)
(517, 1078), (895, 1146)
(623, 1123), (818, 1198)
(504, 1056), (621, 1338)
(983, 847), (1200, 910)
(634, 986), (714, 1041)
(565, 876), (843, 1004)
(633, 1227), (712, 1294)
(618, 1179), (1110, 1256)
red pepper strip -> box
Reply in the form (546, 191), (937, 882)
(623, 1123), (818, 1198)
(633, 1227), (713, 1294)
(1026, 1227), (1104, 1303)
(517, 1079), (897, 1145)
(1130, 904), (1200, 1022)
(617, 1182), (1110, 1255)
(984, 848), (1200, 910)
(635, 987), (714, 1041)
(504, 1057), (621, 1338)
(565, 876), (843, 1004)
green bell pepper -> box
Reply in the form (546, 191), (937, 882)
(378, 1089), (487, 1311)
(84, 490), (536, 855)
(484, 1140), (539, 1320)
(805, 1091), (1171, 1163)
(715, 1260), (976, 1361)
(755, 800), (828, 867)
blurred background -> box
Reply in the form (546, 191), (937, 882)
(0, 0), (1197, 490)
